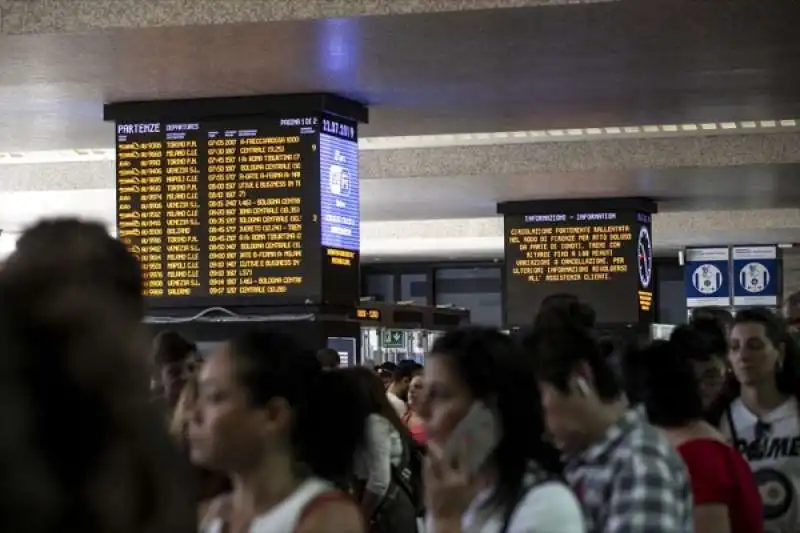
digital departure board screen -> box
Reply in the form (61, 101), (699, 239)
(115, 114), (359, 308)
(503, 210), (654, 326)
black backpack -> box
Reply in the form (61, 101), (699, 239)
(391, 438), (425, 515)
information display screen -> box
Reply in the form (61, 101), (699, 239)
(503, 210), (654, 326)
(115, 115), (359, 308)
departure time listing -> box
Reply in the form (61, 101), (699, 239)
(506, 215), (633, 284)
(206, 127), (305, 297)
(114, 119), (314, 302)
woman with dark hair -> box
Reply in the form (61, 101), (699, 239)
(419, 327), (584, 533)
(624, 339), (763, 533)
(0, 226), (195, 533)
(523, 303), (692, 532)
(340, 367), (419, 533)
(708, 307), (800, 532)
(691, 306), (735, 333)
(7, 218), (144, 320)
(671, 317), (729, 411)
(190, 329), (367, 533)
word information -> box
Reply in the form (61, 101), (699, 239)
(507, 224), (633, 284)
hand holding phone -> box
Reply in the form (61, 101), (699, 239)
(424, 401), (502, 523)
(442, 401), (502, 477)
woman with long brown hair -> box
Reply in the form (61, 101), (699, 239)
(340, 367), (419, 533)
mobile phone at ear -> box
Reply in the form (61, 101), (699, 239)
(442, 401), (502, 477)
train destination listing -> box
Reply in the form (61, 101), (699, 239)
(116, 117), (329, 303)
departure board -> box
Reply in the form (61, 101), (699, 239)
(115, 115), (359, 309)
(503, 210), (654, 326)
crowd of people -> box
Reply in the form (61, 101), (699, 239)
(1, 217), (800, 533)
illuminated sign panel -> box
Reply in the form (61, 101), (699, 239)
(503, 210), (654, 326)
(319, 129), (359, 251)
(115, 115), (359, 308)
(355, 308), (382, 321)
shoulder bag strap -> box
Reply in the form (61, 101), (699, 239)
(726, 405), (740, 444)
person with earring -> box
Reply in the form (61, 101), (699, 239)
(708, 308), (800, 533)
(523, 302), (693, 532)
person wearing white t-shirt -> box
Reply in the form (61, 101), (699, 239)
(712, 308), (800, 533)
(387, 361), (422, 418)
(418, 327), (585, 533)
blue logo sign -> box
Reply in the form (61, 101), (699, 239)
(684, 248), (731, 308)
(732, 246), (780, 307)
(319, 133), (359, 251)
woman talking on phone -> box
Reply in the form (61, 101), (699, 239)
(418, 327), (585, 533)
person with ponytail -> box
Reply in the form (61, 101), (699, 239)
(189, 329), (368, 533)
(708, 307), (800, 532)
(624, 334), (763, 533)
(524, 301), (692, 532)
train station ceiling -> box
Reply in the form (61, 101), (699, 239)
(0, 0), (799, 258)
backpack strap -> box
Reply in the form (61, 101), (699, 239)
(726, 405), (740, 444)
(390, 436), (412, 491)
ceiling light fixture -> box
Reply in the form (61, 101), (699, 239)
(1, 118), (799, 164)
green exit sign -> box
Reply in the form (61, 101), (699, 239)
(382, 329), (405, 348)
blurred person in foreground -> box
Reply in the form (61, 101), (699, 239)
(6, 218), (145, 332)
(524, 302), (692, 532)
(0, 218), (194, 533)
(625, 334), (763, 533)
(190, 329), (368, 533)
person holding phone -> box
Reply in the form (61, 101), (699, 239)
(418, 327), (585, 533)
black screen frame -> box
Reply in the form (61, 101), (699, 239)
(499, 199), (657, 328)
(112, 102), (363, 311)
